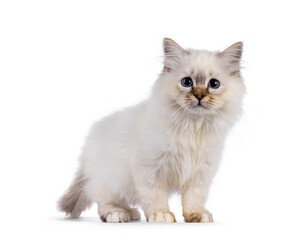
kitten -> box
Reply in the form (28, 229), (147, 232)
(58, 38), (245, 223)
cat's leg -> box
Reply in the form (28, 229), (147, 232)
(98, 202), (130, 223)
(181, 175), (214, 223)
(135, 182), (176, 223)
(97, 200), (141, 223)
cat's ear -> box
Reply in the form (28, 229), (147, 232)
(218, 42), (243, 76)
(163, 38), (186, 72)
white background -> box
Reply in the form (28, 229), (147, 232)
(1, 0), (299, 239)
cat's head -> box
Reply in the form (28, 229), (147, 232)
(154, 38), (245, 119)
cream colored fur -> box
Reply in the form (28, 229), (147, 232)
(58, 38), (245, 223)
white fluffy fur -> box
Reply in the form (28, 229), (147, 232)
(58, 38), (245, 223)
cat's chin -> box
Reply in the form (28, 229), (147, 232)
(185, 105), (213, 116)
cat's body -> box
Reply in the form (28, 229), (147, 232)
(58, 39), (245, 223)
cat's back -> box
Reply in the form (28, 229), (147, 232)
(82, 100), (149, 157)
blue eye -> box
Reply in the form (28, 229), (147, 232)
(208, 79), (220, 89)
(181, 77), (193, 87)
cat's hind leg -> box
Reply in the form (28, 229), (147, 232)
(98, 202), (130, 223)
(97, 202), (140, 223)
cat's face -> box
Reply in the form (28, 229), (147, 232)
(155, 39), (245, 117)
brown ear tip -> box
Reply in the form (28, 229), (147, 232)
(222, 41), (243, 54)
(235, 42), (244, 49)
(163, 38), (174, 44)
(233, 41), (243, 47)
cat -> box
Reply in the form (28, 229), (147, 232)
(58, 38), (245, 223)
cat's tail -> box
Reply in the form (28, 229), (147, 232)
(57, 169), (92, 218)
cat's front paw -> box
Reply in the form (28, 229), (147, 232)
(148, 211), (176, 223)
(183, 209), (213, 223)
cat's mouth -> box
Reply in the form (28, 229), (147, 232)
(183, 103), (210, 115)
(197, 102), (207, 108)
(192, 101), (208, 109)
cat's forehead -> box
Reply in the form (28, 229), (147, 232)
(189, 68), (209, 84)
(184, 49), (218, 82)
